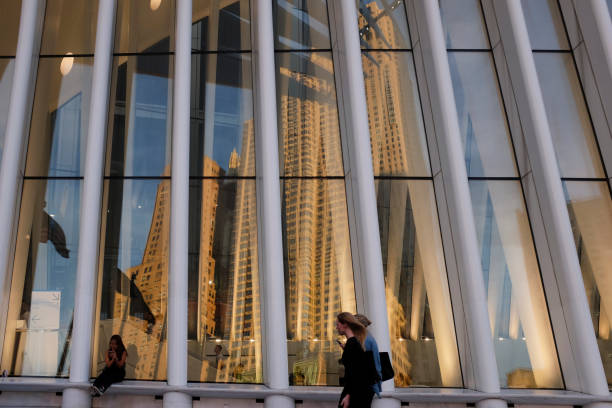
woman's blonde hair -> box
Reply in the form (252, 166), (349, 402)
(337, 312), (366, 349)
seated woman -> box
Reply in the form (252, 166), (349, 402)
(91, 335), (127, 396)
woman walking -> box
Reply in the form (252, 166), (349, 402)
(354, 314), (382, 398)
(336, 312), (374, 408)
(91, 334), (127, 396)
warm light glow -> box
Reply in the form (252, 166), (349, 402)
(60, 53), (74, 76)
(150, 0), (162, 11)
(215, 339), (221, 343)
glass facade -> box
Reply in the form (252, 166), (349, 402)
(443, 0), (563, 388)
(0, 0), (611, 403)
(524, 0), (612, 387)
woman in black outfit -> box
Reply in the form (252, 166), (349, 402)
(336, 312), (374, 408)
(91, 334), (127, 396)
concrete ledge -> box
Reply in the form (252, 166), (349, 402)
(1, 378), (611, 405)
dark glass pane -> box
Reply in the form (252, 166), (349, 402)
(563, 181), (612, 387)
(362, 51), (431, 177)
(0, 59), (15, 167)
(275, 52), (344, 177)
(534, 53), (605, 178)
(357, 0), (411, 50)
(273, 0), (331, 50)
(0, 0), (22, 56)
(448, 52), (517, 177)
(282, 179), (356, 386)
(41, 0), (99, 55)
(470, 180), (563, 388)
(521, 0), (569, 50)
(439, 0), (489, 49)
(1, 180), (81, 377)
(106, 55), (173, 177)
(192, 0), (251, 51)
(190, 53), (254, 177)
(94, 179), (170, 380)
(26, 57), (94, 177)
(115, 0), (175, 53)
(187, 179), (261, 383)
(376, 180), (462, 387)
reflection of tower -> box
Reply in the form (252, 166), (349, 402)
(111, 167), (171, 380)
(279, 52), (355, 385)
(216, 119), (262, 383)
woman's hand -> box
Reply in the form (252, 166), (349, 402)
(340, 394), (350, 408)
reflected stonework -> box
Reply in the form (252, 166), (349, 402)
(276, 52), (344, 177)
(564, 181), (612, 386)
(187, 119), (261, 383)
(283, 179), (356, 386)
(376, 180), (461, 387)
(1, 180), (81, 377)
(357, 0), (411, 50)
(95, 175), (171, 380)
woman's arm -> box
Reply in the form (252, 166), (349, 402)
(116, 351), (127, 368)
(105, 350), (113, 368)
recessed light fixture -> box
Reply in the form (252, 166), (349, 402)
(60, 52), (74, 76)
(150, 0), (162, 11)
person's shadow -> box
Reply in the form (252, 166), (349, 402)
(126, 344), (139, 379)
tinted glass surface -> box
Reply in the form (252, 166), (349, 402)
(273, 0), (331, 50)
(357, 0), (411, 50)
(94, 178), (170, 380)
(41, 0), (99, 55)
(1, 180), (81, 377)
(376, 180), (462, 387)
(283, 179), (356, 385)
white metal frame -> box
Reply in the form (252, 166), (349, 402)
(0, 0), (45, 361)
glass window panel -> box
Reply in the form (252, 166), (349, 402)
(0, 59), (16, 167)
(282, 179), (356, 385)
(276, 52), (344, 177)
(115, 0), (175, 54)
(0, 0), (22, 56)
(563, 181), (612, 387)
(1, 179), (81, 377)
(357, 0), (411, 50)
(439, 0), (489, 49)
(106, 55), (173, 177)
(470, 180), (563, 388)
(192, 0), (251, 51)
(190, 53), (254, 177)
(94, 178), (170, 380)
(40, 0), (99, 55)
(362, 51), (431, 177)
(608, 0), (612, 18)
(521, 0), (569, 50)
(187, 179), (261, 383)
(448, 52), (517, 177)
(25, 57), (93, 177)
(534, 53), (605, 178)
(376, 180), (462, 387)
(273, 0), (331, 50)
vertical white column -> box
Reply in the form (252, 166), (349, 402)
(573, 0), (612, 174)
(164, 0), (191, 407)
(492, 0), (610, 398)
(330, 1), (398, 407)
(0, 0), (45, 356)
(61, 1), (116, 407)
(412, 1), (505, 406)
(252, 1), (292, 407)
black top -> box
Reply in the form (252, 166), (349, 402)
(340, 337), (370, 398)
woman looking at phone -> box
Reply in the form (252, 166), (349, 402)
(91, 334), (127, 396)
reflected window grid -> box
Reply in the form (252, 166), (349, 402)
(443, 0), (564, 388)
(188, 0), (260, 381)
(274, 1), (358, 386)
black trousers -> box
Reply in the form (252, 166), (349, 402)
(339, 388), (374, 408)
(93, 365), (125, 392)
